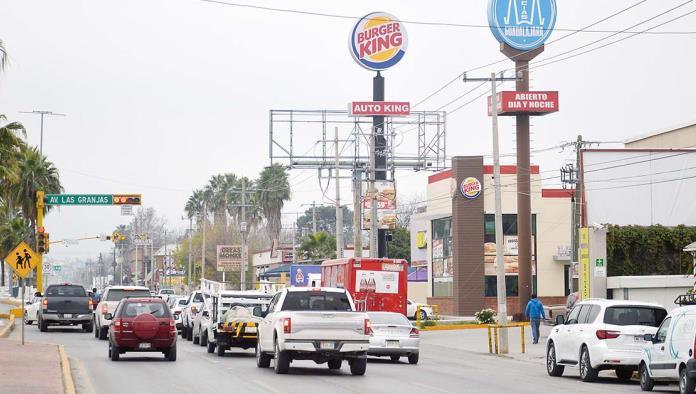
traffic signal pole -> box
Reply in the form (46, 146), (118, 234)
(36, 191), (44, 292)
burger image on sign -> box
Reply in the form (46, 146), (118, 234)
(460, 177), (482, 199)
(350, 12), (408, 71)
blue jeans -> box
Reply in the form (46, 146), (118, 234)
(530, 318), (541, 343)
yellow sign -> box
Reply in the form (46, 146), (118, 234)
(5, 241), (39, 279)
(579, 227), (590, 300)
(416, 231), (427, 249)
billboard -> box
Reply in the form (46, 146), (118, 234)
(484, 236), (536, 275)
(350, 12), (408, 71)
(362, 180), (397, 230)
(216, 245), (242, 272)
(290, 265), (322, 287)
(355, 269), (399, 294)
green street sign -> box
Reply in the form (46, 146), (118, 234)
(595, 258), (604, 267)
(44, 194), (113, 206)
(53, 265), (61, 271)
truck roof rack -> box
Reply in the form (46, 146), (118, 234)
(674, 294), (696, 306)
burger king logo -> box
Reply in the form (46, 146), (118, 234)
(460, 177), (482, 199)
(350, 12), (408, 71)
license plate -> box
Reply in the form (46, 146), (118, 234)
(634, 336), (644, 342)
(69, 314), (76, 318)
(320, 341), (334, 350)
(139, 343), (151, 349)
(386, 340), (400, 348)
(245, 327), (257, 333)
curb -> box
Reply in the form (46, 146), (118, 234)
(421, 324), (488, 331)
(58, 345), (77, 394)
(0, 313), (16, 338)
(0, 297), (22, 307)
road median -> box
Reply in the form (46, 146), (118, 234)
(0, 313), (16, 338)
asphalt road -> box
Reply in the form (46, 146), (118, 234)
(10, 319), (678, 394)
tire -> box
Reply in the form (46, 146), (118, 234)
(680, 366), (695, 394)
(328, 359), (342, 370)
(200, 331), (207, 347)
(193, 328), (200, 345)
(408, 353), (419, 365)
(83, 322), (93, 333)
(207, 339), (216, 354)
(109, 342), (120, 361)
(579, 346), (598, 382)
(418, 310), (428, 321)
(186, 326), (193, 341)
(165, 345), (177, 361)
(640, 363), (655, 391)
(546, 343), (565, 377)
(39, 317), (48, 332)
(217, 342), (226, 357)
(350, 358), (367, 376)
(256, 341), (271, 368)
(24, 312), (33, 325)
(93, 319), (99, 338)
(180, 325), (186, 338)
(616, 369), (633, 381)
(390, 355), (400, 362)
(98, 326), (108, 340)
(274, 340), (290, 374)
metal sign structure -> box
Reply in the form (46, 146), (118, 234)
(216, 245), (243, 272)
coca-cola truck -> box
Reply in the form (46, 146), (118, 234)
(320, 258), (408, 316)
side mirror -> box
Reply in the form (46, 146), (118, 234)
(252, 306), (264, 317)
(104, 313), (113, 320)
(202, 311), (209, 318)
(35, 292), (42, 297)
(643, 333), (654, 342)
(555, 315), (565, 326)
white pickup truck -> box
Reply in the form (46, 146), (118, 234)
(255, 287), (371, 375)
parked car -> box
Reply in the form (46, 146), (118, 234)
(168, 296), (188, 331)
(546, 299), (667, 382)
(107, 297), (177, 361)
(639, 297), (696, 394)
(158, 288), (176, 303)
(37, 284), (93, 332)
(94, 286), (151, 340)
(181, 290), (209, 341)
(23, 295), (42, 325)
(255, 287), (371, 375)
(192, 299), (212, 346)
(367, 311), (420, 364)
(544, 292), (579, 325)
(406, 299), (433, 321)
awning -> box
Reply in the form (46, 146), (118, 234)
(259, 263), (292, 279)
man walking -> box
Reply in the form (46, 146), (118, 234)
(525, 293), (545, 344)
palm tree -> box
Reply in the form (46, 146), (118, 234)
(298, 232), (336, 262)
(0, 114), (27, 206)
(13, 146), (63, 230)
(256, 164), (290, 244)
(0, 214), (31, 286)
(185, 189), (206, 222)
(204, 174), (230, 227)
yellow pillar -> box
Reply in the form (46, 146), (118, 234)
(36, 191), (44, 292)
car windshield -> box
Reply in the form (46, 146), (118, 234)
(160, 289), (174, 294)
(281, 291), (352, 311)
(120, 301), (170, 318)
(192, 293), (209, 303)
(368, 313), (410, 326)
(105, 289), (151, 302)
(45, 285), (86, 297)
(603, 306), (667, 327)
(178, 299), (187, 305)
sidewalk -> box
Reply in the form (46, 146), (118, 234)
(0, 340), (66, 394)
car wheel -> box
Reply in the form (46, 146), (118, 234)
(193, 328), (200, 345)
(82, 322), (93, 333)
(98, 326), (108, 340)
(39, 317), (48, 332)
(616, 369), (633, 381)
(200, 331), (208, 347)
(274, 340), (290, 374)
(93, 319), (99, 338)
(349, 357), (367, 376)
(24, 312), (33, 325)
(165, 344), (177, 362)
(256, 341), (271, 368)
(217, 342), (226, 357)
(640, 363), (655, 391)
(418, 310), (428, 321)
(207, 339), (216, 354)
(546, 342), (564, 377)
(408, 353), (419, 365)
(186, 326), (193, 341)
(109, 342), (120, 361)
(579, 346), (598, 382)
(680, 366), (695, 394)
(390, 355), (400, 362)
(328, 359), (342, 370)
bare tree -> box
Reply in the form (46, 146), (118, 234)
(396, 193), (425, 229)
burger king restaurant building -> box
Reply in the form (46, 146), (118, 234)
(408, 156), (572, 316)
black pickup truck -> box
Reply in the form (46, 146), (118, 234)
(38, 284), (94, 332)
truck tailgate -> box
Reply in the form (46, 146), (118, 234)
(47, 297), (91, 314)
(286, 311), (367, 341)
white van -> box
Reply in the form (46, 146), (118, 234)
(639, 296), (696, 394)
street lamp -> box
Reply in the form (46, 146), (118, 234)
(18, 110), (66, 155)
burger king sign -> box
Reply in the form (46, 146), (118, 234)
(350, 12), (408, 71)
(460, 177), (482, 199)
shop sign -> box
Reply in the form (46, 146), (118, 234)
(460, 177), (482, 199)
(488, 91), (559, 116)
(350, 12), (408, 71)
(488, 0), (557, 51)
(349, 101), (410, 117)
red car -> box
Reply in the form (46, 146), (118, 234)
(107, 297), (177, 361)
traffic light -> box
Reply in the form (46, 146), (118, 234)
(111, 231), (126, 242)
(45, 233), (50, 254)
(113, 194), (141, 205)
(38, 228), (48, 254)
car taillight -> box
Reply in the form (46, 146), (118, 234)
(113, 319), (121, 332)
(596, 330), (621, 340)
(410, 327), (420, 338)
(88, 299), (94, 309)
(42, 298), (48, 309)
(101, 304), (109, 314)
(174, 310), (181, 315)
(282, 318), (292, 334)
(364, 319), (373, 336)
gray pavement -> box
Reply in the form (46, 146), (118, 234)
(2, 316), (666, 394)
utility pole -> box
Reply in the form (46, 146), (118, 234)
(201, 202), (206, 282)
(353, 170), (363, 258)
(369, 125), (378, 258)
(188, 217), (193, 291)
(19, 110), (66, 155)
(241, 180), (247, 290)
(335, 127), (344, 258)
(98, 253), (104, 289)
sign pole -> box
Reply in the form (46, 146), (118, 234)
(36, 191), (44, 292)
(21, 278), (25, 345)
(373, 71), (387, 258)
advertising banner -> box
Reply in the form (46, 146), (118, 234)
(290, 265), (322, 286)
(349, 101), (410, 117)
(484, 236), (536, 275)
(488, 91), (559, 116)
(216, 245), (242, 272)
(579, 227), (591, 300)
(362, 180), (397, 230)
(355, 269), (399, 294)
(350, 12), (408, 71)
(488, 0), (557, 51)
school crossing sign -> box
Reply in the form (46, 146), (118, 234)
(5, 241), (39, 279)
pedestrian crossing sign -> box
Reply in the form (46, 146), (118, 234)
(4, 241), (38, 279)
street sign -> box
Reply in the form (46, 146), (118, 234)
(63, 239), (79, 245)
(121, 205), (133, 215)
(43, 262), (52, 272)
(53, 265), (62, 272)
(595, 258), (606, 278)
(4, 241), (39, 279)
(44, 194), (113, 205)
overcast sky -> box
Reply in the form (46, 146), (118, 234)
(1, 0), (695, 263)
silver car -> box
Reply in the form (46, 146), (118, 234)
(366, 312), (420, 364)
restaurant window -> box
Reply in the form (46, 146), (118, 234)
(432, 217), (453, 297)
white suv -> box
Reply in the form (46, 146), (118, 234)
(639, 301), (696, 394)
(93, 286), (151, 340)
(546, 299), (667, 382)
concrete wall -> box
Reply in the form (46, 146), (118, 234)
(607, 275), (692, 311)
(407, 282), (429, 304)
(625, 123), (696, 149)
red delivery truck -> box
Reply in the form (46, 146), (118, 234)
(321, 258), (408, 316)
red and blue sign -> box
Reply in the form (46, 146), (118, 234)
(488, 0), (557, 51)
(350, 12), (408, 71)
(290, 265), (322, 287)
